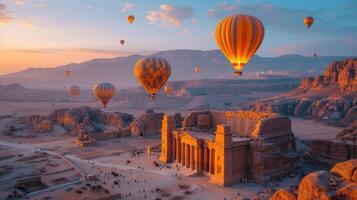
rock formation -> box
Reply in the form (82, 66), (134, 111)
(271, 159), (357, 200)
(300, 58), (357, 92)
(270, 189), (296, 200)
(250, 58), (357, 126)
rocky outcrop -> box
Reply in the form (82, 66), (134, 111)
(270, 189), (297, 200)
(330, 159), (357, 182)
(50, 106), (105, 133)
(272, 159), (357, 200)
(300, 58), (357, 92)
(250, 58), (357, 125)
(105, 112), (134, 129)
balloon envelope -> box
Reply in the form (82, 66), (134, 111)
(128, 15), (135, 24)
(68, 85), (80, 98)
(64, 70), (71, 78)
(215, 14), (264, 76)
(164, 85), (173, 95)
(93, 82), (116, 108)
(120, 40), (125, 45)
(304, 16), (314, 28)
(195, 66), (200, 73)
(134, 57), (171, 98)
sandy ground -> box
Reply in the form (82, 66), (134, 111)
(0, 134), (306, 200)
(291, 118), (342, 141)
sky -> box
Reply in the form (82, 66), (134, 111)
(0, 0), (356, 74)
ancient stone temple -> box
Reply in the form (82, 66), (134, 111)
(160, 111), (300, 186)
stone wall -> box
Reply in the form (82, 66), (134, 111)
(306, 120), (357, 166)
(211, 111), (277, 137)
(130, 110), (164, 137)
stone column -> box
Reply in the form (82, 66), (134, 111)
(195, 147), (199, 171)
(176, 139), (181, 163)
(172, 138), (176, 160)
(186, 144), (190, 168)
(190, 146), (195, 170)
(181, 143), (185, 166)
(210, 149), (215, 175)
(208, 148), (211, 173)
(204, 147), (209, 172)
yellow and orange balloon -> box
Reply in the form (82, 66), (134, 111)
(304, 16), (314, 28)
(134, 57), (171, 99)
(93, 82), (116, 108)
(68, 85), (80, 98)
(128, 15), (135, 24)
(194, 66), (200, 73)
(215, 14), (264, 76)
(64, 70), (71, 78)
(164, 85), (173, 95)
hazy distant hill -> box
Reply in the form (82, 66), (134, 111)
(0, 49), (347, 89)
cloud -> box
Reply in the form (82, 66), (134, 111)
(0, 2), (12, 25)
(121, 2), (135, 13)
(146, 4), (193, 28)
(176, 29), (189, 36)
(13, 0), (25, 6)
(18, 21), (34, 29)
(207, 2), (357, 37)
(34, 3), (46, 8)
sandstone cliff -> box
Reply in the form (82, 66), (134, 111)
(300, 58), (357, 92)
(250, 58), (357, 126)
(271, 159), (357, 200)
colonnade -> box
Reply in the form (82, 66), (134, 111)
(172, 137), (215, 175)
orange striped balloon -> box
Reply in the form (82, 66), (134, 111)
(64, 70), (71, 78)
(134, 57), (171, 99)
(164, 85), (173, 95)
(128, 15), (135, 24)
(68, 85), (80, 98)
(215, 15), (264, 76)
(93, 82), (116, 108)
(304, 16), (314, 28)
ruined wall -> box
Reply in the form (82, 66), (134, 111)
(252, 116), (296, 151)
(89, 130), (131, 141)
(130, 110), (164, 137)
(307, 139), (357, 165)
(211, 111), (276, 137)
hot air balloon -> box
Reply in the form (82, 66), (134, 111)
(128, 15), (135, 24)
(64, 70), (71, 78)
(120, 40), (125, 45)
(304, 16), (314, 28)
(215, 14), (264, 76)
(164, 85), (173, 95)
(195, 66), (200, 73)
(68, 85), (80, 98)
(134, 57), (171, 99)
(93, 82), (116, 108)
(313, 53), (317, 58)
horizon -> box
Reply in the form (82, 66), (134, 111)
(0, 48), (354, 76)
(1, 0), (357, 74)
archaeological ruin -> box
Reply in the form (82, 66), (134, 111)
(160, 110), (301, 186)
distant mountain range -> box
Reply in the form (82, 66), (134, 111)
(0, 49), (349, 89)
